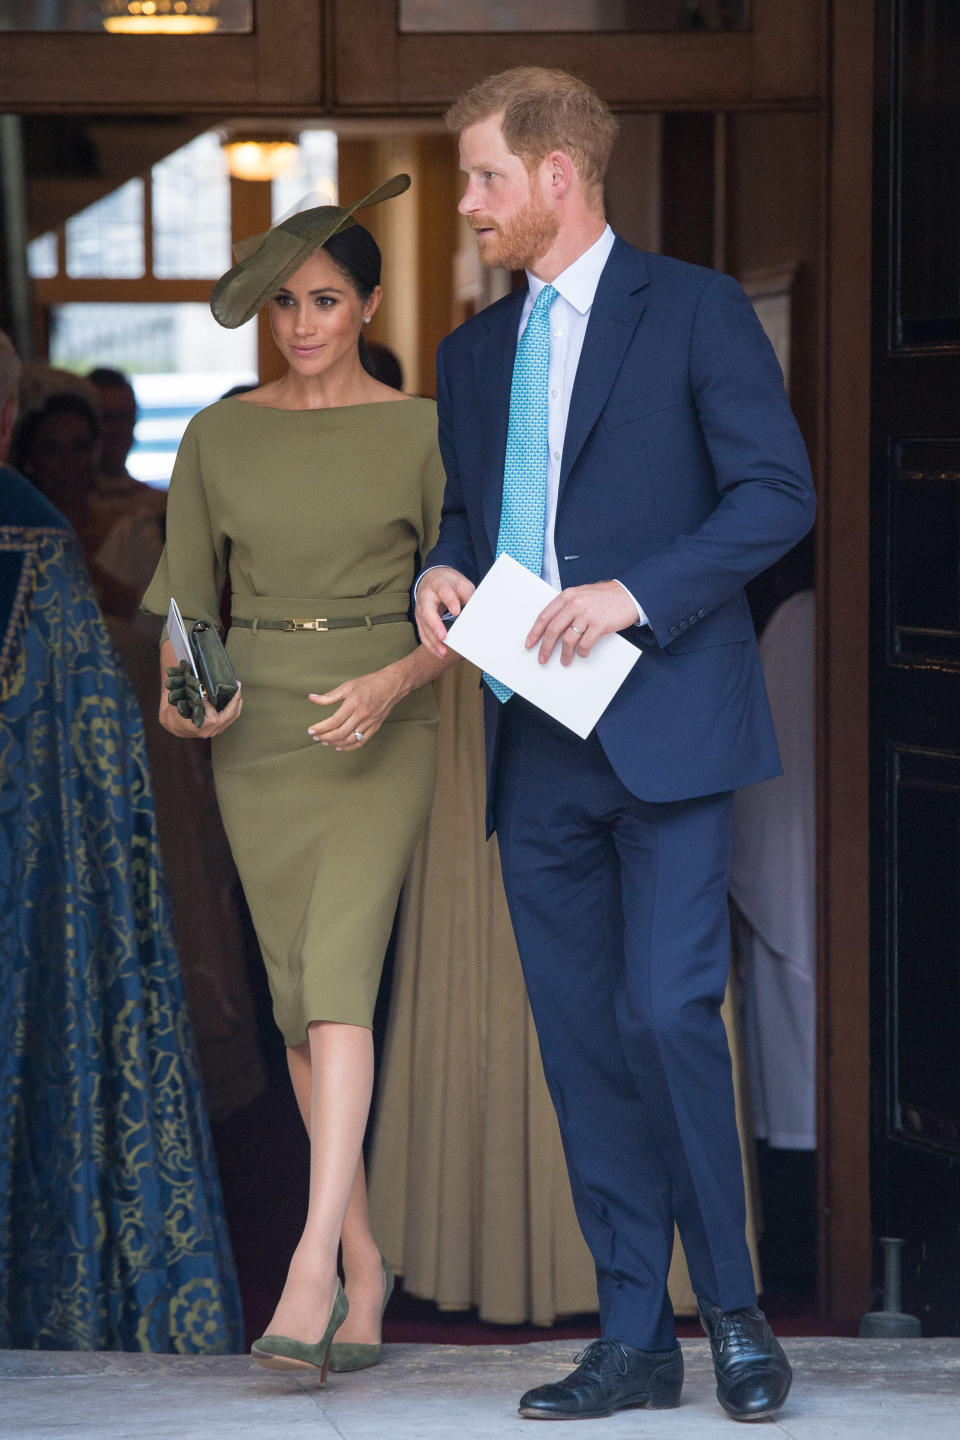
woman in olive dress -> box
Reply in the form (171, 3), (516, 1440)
(143, 176), (456, 1377)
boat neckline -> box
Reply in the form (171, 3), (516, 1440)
(223, 395), (424, 415)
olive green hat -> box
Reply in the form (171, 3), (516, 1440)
(210, 173), (411, 329)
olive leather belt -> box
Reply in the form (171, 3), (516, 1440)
(231, 612), (408, 634)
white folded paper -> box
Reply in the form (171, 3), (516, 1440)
(443, 554), (641, 738)
(166, 597), (199, 678)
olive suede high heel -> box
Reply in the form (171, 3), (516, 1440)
(251, 1280), (348, 1379)
(327, 1259), (394, 1372)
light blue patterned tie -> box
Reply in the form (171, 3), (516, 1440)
(485, 282), (559, 702)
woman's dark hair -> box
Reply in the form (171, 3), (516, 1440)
(12, 391), (100, 473)
(322, 223), (381, 300)
(360, 340), (404, 391)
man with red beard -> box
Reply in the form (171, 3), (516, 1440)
(416, 67), (814, 1424)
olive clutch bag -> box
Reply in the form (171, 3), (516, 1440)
(164, 598), (240, 728)
(189, 619), (239, 711)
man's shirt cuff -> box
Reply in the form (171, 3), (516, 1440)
(613, 579), (647, 627)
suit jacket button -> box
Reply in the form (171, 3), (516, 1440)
(698, 608), (706, 618)
(678, 619), (688, 631)
(670, 624), (678, 636)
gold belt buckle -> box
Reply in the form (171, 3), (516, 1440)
(284, 618), (328, 632)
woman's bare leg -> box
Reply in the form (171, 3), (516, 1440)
(286, 1036), (312, 1127)
(265, 1020), (373, 1342)
(333, 1153), (391, 1343)
(284, 1035), (391, 1344)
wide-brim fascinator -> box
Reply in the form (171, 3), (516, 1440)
(209, 173), (411, 329)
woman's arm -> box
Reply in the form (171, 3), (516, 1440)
(307, 643), (459, 751)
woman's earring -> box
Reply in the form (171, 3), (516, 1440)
(364, 316), (372, 324)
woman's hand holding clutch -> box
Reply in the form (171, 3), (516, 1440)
(158, 639), (243, 739)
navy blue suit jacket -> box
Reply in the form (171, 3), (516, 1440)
(425, 238), (816, 829)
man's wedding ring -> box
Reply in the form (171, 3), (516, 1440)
(570, 624), (584, 635)
(353, 730), (364, 741)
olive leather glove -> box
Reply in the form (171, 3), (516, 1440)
(165, 661), (206, 729)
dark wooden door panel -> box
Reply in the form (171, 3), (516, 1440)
(887, 439), (960, 668)
(893, 3), (960, 349)
(888, 748), (960, 1153)
(870, 0), (960, 1335)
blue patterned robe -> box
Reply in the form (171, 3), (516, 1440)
(0, 465), (242, 1352)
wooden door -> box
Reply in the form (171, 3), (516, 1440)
(869, 0), (960, 1334)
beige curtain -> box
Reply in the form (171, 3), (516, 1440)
(368, 662), (759, 1325)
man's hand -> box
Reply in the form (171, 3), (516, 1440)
(526, 581), (639, 666)
(415, 566), (476, 657)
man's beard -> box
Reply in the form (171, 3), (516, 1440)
(473, 192), (559, 272)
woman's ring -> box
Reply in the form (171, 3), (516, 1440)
(354, 730), (364, 742)
(570, 624), (584, 635)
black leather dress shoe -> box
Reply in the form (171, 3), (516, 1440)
(518, 1337), (683, 1420)
(698, 1303), (792, 1421)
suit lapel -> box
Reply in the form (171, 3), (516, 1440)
(466, 243), (650, 552)
(472, 288), (525, 553)
(559, 241), (650, 497)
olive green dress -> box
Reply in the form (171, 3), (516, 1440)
(143, 395), (444, 1047)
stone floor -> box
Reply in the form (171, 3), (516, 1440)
(2, 1337), (958, 1439)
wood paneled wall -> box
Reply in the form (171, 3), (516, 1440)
(818, 0), (874, 1326)
(1, 0), (823, 114)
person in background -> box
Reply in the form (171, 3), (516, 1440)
(0, 327), (242, 1352)
(87, 365), (137, 477)
(12, 386), (140, 618)
(11, 384), (100, 526)
(87, 366), (167, 512)
(416, 67), (815, 1424)
(86, 366), (167, 603)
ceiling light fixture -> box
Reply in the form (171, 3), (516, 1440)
(221, 138), (300, 183)
(102, 2), (220, 35)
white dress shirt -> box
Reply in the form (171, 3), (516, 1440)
(521, 225), (645, 624)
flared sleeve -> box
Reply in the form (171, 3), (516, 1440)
(141, 413), (228, 634)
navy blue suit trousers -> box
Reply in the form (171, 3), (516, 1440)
(495, 701), (755, 1348)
